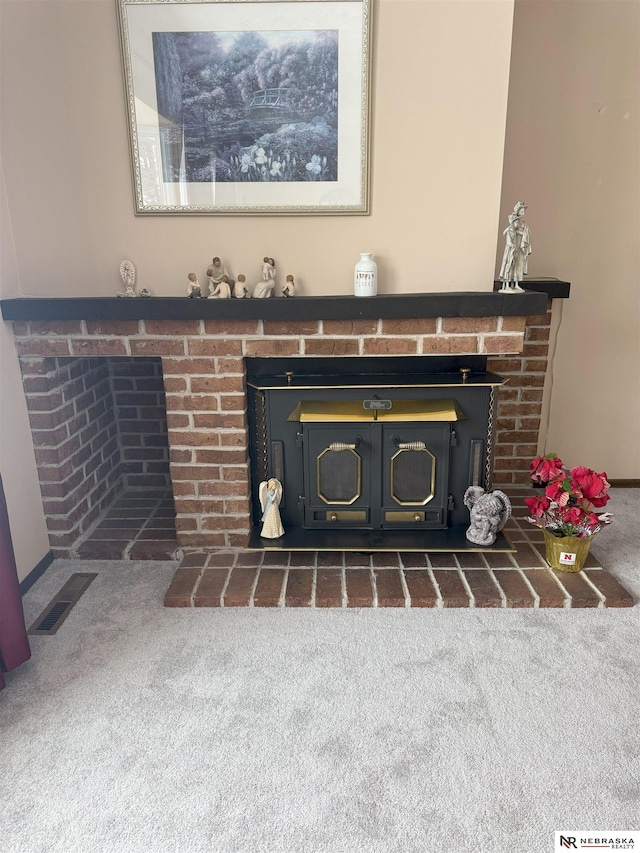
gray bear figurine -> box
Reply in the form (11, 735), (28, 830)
(463, 486), (512, 546)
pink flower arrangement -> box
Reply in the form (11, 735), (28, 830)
(525, 453), (613, 539)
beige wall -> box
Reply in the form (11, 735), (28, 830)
(499, 0), (640, 479)
(0, 0), (518, 578)
(1, 0), (514, 296)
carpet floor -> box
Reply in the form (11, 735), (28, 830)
(1, 489), (638, 853)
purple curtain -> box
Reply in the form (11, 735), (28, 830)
(0, 474), (31, 690)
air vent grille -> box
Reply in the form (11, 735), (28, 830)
(28, 573), (97, 635)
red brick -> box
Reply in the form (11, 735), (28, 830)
(223, 567), (257, 606)
(245, 340), (300, 357)
(144, 320), (200, 336)
(399, 553), (428, 568)
(130, 339), (185, 356)
(493, 569), (537, 607)
(163, 377), (188, 393)
(220, 395), (246, 411)
(187, 339), (243, 356)
(323, 320), (378, 335)
(428, 553), (457, 568)
(455, 553), (487, 569)
(253, 568), (286, 606)
(500, 316), (527, 332)
(315, 569), (343, 607)
(285, 569), (314, 607)
(193, 413), (245, 429)
(422, 336), (478, 354)
(345, 569), (374, 607)
(525, 314), (552, 327)
(71, 339), (128, 356)
(551, 571), (602, 608)
(464, 570), (503, 607)
(482, 335), (525, 354)
(442, 317), (498, 333)
(16, 340), (71, 357)
(179, 552), (208, 569)
(432, 570), (469, 607)
(216, 358), (245, 374)
(204, 320), (259, 336)
(85, 320), (140, 336)
(164, 567), (201, 606)
(363, 338), (418, 355)
(381, 318), (438, 335)
(193, 568), (229, 607)
(522, 569), (567, 607)
(263, 320), (319, 336)
(374, 569), (406, 607)
(168, 431), (220, 447)
(526, 327), (551, 342)
(194, 448), (247, 464)
(402, 570), (438, 607)
(161, 358), (217, 375)
(583, 571), (633, 607)
(190, 376), (244, 393)
(304, 339), (359, 356)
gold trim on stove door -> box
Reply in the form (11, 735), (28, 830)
(390, 445), (436, 506)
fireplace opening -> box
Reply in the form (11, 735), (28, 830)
(20, 355), (176, 558)
(246, 356), (512, 552)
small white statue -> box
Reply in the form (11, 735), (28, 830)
(463, 487), (512, 546)
(259, 478), (284, 539)
(253, 279), (275, 299)
(282, 275), (296, 297)
(206, 257), (235, 296)
(138, 288), (151, 297)
(235, 274), (250, 299)
(186, 273), (202, 298)
(498, 202), (531, 293)
(118, 260), (136, 297)
(261, 256), (276, 282)
(209, 276), (232, 299)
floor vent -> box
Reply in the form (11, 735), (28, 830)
(28, 573), (97, 635)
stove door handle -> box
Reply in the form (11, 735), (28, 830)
(393, 439), (427, 451)
(328, 438), (361, 451)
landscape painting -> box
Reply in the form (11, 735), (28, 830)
(118, 0), (371, 214)
(152, 29), (339, 184)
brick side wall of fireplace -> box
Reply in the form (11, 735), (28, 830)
(12, 305), (552, 553)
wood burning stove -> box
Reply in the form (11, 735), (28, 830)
(246, 356), (511, 552)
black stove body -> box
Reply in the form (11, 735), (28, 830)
(246, 356), (507, 551)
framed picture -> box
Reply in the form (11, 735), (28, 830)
(116, 0), (372, 215)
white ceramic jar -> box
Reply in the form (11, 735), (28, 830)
(354, 252), (378, 297)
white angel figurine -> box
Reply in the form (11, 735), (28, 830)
(118, 260), (136, 297)
(259, 478), (284, 539)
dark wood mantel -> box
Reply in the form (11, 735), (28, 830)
(1, 280), (569, 323)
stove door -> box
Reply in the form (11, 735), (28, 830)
(381, 424), (450, 529)
(304, 425), (372, 528)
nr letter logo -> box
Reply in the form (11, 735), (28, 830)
(560, 838), (577, 850)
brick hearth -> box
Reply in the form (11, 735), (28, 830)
(163, 488), (632, 609)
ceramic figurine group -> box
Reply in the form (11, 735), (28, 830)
(185, 256), (296, 299)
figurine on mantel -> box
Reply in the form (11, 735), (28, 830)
(282, 275), (296, 297)
(498, 201), (531, 293)
(235, 274), (250, 299)
(261, 256), (276, 283)
(207, 257), (235, 296)
(463, 486), (511, 546)
(117, 260), (137, 297)
(186, 272), (202, 298)
(209, 275), (232, 299)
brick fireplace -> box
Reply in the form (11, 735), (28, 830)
(3, 288), (562, 557)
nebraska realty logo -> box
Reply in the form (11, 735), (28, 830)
(555, 832), (639, 851)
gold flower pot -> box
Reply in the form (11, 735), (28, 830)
(542, 530), (594, 572)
